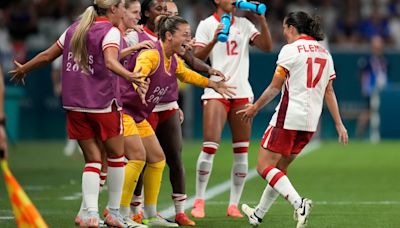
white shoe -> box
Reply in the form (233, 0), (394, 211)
(294, 198), (313, 228)
(79, 211), (100, 227)
(241, 204), (262, 227)
(124, 216), (148, 228)
(142, 215), (178, 227)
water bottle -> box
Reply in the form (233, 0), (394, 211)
(217, 13), (231, 42)
(235, 0), (267, 15)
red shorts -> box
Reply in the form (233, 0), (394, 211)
(260, 125), (314, 157)
(66, 110), (122, 141)
(203, 98), (252, 112)
(146, 109), (178, 130)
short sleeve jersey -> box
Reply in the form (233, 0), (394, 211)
(57, 25), (121, 52)
(194, 13), (260, 99)
(269, 36), (336, 132)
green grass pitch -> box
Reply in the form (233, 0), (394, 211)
(1, 140), (400, 227)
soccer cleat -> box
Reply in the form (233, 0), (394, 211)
(103, 207), (109, 218)
(131, 211), (144, 224)
(294, 198), (313, 228)
(75, 209), (86, 226)
(241, 204), (262, 227)
(104, 209), (127, 228)
(227, 204), (243, 218)
(79, 211), (100, 228)
(142, 215), (179, 227)
(124, 216), (148, 228)
(190, 199), (205, 218)
(175, 213), (196, 226)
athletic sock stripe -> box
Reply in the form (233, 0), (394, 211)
(233, 147), (248, 153)
(232, 142), (249, 148)
(107, 156), (125, 162)
(261, 166), (275, 179)
(84, 167), (101, 174)
(203, 147), (217, 154)
(269, 172), (285, 187)
(203, 142), (219, 148)
(107, 161), (126, 167)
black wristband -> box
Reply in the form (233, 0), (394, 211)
(0, 117), (6, 127)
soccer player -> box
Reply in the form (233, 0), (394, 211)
(128, 0), (227, 225)
(9, 0), (147, 227)
(166, 0), (178, 17)
(192, 0), (272, 218)
(238, 11), (348, 228)
(120, 15), (235, 226)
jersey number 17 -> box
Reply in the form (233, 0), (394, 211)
(306, 57), (327, 88)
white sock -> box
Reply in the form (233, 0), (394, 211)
(229, 142), (249, 206)
(172, 193), (187, 214)
(144, 204), (157, 218)
(120, 206), (131, 217)
(82, 162), (101, 212)
(107, 156), (125, 210)
(130, 193), (143, 214)
(254, 185), (279, 219)
(262, 166), (302, 209)
(195, 142), (218, 199)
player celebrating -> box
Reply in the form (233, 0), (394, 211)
(192, 0), (272, 218)
(9, 0), (147, 227)
(238, 11), (348, 228)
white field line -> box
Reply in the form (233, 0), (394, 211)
(159, 141), (321, 218)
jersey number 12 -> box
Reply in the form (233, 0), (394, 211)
(306, 57), (327, 88)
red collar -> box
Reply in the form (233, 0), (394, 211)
(297, 35), (316, 41)
(144, 26), (157, 38)
(95, 17), (110, 22)
(213, 13), (235, 25)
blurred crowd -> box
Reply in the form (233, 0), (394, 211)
(1, 0), (400, 69)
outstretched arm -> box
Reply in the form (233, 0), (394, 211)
(324, 81), (348, 144)
(9, 43), (62, 84)
(237, 66), (287, 122)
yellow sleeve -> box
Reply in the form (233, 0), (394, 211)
(175, 57), (209, 88)
(133, 50), (160, 77)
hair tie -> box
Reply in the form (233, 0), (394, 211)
(92, 3), (99, 13)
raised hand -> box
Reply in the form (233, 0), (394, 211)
(9, 60), (26, 85)
(212, 24), (225, 43)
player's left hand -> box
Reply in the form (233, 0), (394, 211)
(236, 103), (258, 123)
(336, 124), (348, 145)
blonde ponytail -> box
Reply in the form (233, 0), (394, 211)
(70, 6), (97, 73)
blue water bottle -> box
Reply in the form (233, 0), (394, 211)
(235, 0), (267, 15)
(217, 13), (231, 42)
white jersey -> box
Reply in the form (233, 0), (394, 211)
(194, 13), (260, 99)
(269, 36), (336, 132)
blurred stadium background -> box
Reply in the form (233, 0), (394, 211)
(1, 0), (400, 227)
